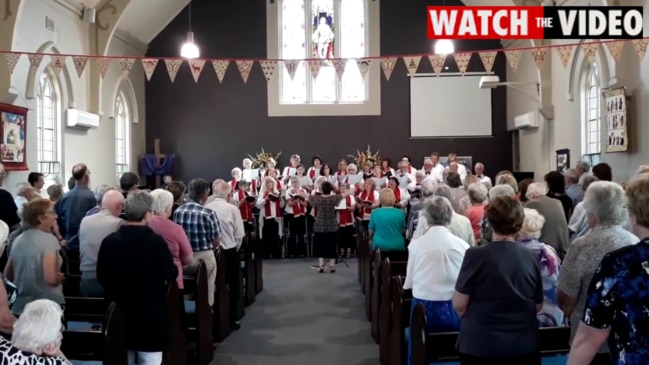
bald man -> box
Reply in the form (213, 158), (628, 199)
(78, 190), (125, 297)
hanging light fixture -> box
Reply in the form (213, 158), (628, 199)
(434, 39), (454, 55)
(180, 2), (199, 59)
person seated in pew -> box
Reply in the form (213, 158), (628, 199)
(78, 190), (125, 298)
(404, 196), (468, 365)
(5, 199), (65, 315)
(148, 189), (193, 290)
(5, 299), (71, 364)
(368, 189), (406, 252)
(516, 208), (563, 327)
(97, 191), (178, 365)
(453, 196), (544, 365)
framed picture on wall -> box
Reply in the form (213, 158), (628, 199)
(603, 87), (628, 153)
(0, 102), (28, 171)
(556, 148), (570, 173)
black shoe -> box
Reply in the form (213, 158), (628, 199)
(231, 321), (241, 331)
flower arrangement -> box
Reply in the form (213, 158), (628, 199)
(248, 148), (282, 169)
(348, 145), (381, 167)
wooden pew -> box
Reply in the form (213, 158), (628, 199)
(213, 247), (231, 342)
(63, 274), (82, 297)
(241, 234), (256, 306)
(371, 248), (408, 342)
(182, 259), (213, 365)
(410, 303), (572, 365)
(359, 232), (370, 298)
(251, 232), (264, 294)
(62, 302), (128, 365)
(166, 280), (188, 365)
(388, 276), (412, 365)
(379, 258), (408, 364)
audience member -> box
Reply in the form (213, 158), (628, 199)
(58, 164), (97, 251)
(525, 182), (570, 257)
(545, 171), (573, 221)
(369, 188), (406, 252)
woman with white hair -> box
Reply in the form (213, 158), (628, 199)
(404, 196), (468, 365)
(516, 208), (563, 327)
(229, 168), (242, 190)
(567, 175), (599, 241)
(557, 181), (638, 364)
(5, 299), (70, 363)
(148, 189), (193, 289)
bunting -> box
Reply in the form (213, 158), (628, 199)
(478, 51), (497, 73)
(505, 50), (522, 72)
(356, 59), (372, 81)
(453, 53), (472, 75)
(119, 58), (135, 77)
(333, 58), (347, 80)
(140, 58), (159, 81)
(51, 55), (66, 76)
(428, 54), (445, 75)
(236, 60), (253, 83)
(632, 39), (648, 61)
(212, 60), (229, 83)
(27, 54), (43, 70)
(283, 60), (299, 80)
(3, 53), (21, 74)
(259, 60), (277, 81)
(308, 59), (322, 79)
(380, 57), (397, 81)
(95, 58), (111, 79)
(164, 59), (182, 82)
(532, 47), (548, 70)
(188, 59), (206, 83)
(403, 56), (421, 76)
(72, 56), (88, 78)
(556, 46), (573, 68)
(582, 43), (598, 64)
(606, 41), (625, 63)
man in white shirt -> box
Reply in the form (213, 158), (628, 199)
(422, 154), (444, 183)
(205, 181), (245, 329)
(27, 172), (45, 197)
(474, 162), (492, 187)
(412, 185), (475, 246)
(447, 153), (467, 181)
(14, 183), (35, 217)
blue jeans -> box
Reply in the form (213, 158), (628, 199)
(80, 278), (104, 298)
(408, 297), (461, 365)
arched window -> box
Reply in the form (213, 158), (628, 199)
(115, 93), (130, 179)
(36, 71), (61, 188)
(582, 65), (601, 162)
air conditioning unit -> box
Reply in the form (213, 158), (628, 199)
(66, 109), (100, 129)
(514, 111), (540, 129)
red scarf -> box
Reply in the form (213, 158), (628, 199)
(359, 190), (375, 219)
(338, 195), (353, 226)
(407, 166), (413, 173)
(249, 179), (258, 194)
(393, 187), (401, 204)
(336, 170), (346, 177)
(309, 167), (320, 179)
(289, 189), (305, 217)
(230, 179), (238, 190)
(237, 190), (253, 222)
(263, 192), (282, 218)
(276, 180), (282, 191)
(263, 169), (279, 178)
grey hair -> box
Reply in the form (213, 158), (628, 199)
(520, 208), (545, 239)
(422, 196), (454, 227)
(213, 180), (232, 199)
(583, 181), (628, 226)
(421, 179), (437, 198)
(564, 169), (579, 184)
(231, 167), (242, 177)
(467, 183), (488, 204)
(46, 184), (64, 201)
(580, 175), (599, 191)
(489, 184), (516, 200)
(433, 185), (453, 201)
(124, 190), (153, 222)
(524, 182), (547, 200)
(577, 160), (591, 172)
(346, 164), (358, 173)
(150, 189), (174, 214)
(188, 178), (211, 201)
(15, 182), (31, 196)
(93, 184), (116, 205)
(290, 176), (300, 184)
(12, 299), (63, 354)
(415, 170), (425, 178)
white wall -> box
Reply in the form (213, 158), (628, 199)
(3, 0), (146, 191)
(509, 0), (649, 182)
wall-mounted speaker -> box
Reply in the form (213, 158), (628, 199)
(83, 8), (96, 23)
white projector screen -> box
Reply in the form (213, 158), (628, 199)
(410, 75), (493, 138)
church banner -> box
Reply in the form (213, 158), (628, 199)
(604, 87), (628, 153)
(0, 102), (28, 171)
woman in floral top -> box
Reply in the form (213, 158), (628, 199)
(516, 208), (564, 327)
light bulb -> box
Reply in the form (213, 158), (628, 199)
(434, 39), (454, 55)
(180, 32), (200, 59)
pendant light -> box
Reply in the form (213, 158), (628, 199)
(433, 0), (454, 55)
(180, 2), (199, 59)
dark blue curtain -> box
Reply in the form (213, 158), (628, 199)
(140, 154), (174, 176)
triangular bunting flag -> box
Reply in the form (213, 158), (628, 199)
(380, 57), (397, 81)
(532, 48), (548, 70)
(140, 59), (159, 81)
(164, 59), (182, 83)
(403, 56), (421, 76)
(632, 39), (648, 61)
(188, 60), (206, 83)
(119, 58), (135, 77)
(72, 56), (88, 78)
(478, 51), (497, 73)
(3, 53), (21, 75)
(581, 43), (598, 64)
(51, 55), (66, 76)
(453, 53), (472, 75)
(259, 60), (277, 81)
(356, 59), (372, 81)
(95, 58), (111, 79)
(308, 59), (322, 79)
(605, 41), (625, 63)
(236, 60), (253, 83)
(27, 54), (43, 69)
(504, 50), (522, 72)
(428, 54), (445, 75)
(212, 60), (230, 83)
(556, 46), (573, 68)
(283, 60), (300, 80)
(332, 59), (347, 79)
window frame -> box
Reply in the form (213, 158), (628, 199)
(36, 69), (62, 186)
(581, 64), (601, 156)
(266, 0), (381, 117)
(115, 92), (131, 180)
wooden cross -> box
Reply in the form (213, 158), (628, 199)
(152, 138), (173, 188)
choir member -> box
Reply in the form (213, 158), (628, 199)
(356, 179), (380, 233)
(282, 154), (301, 184)
(372, 165), (387, 190)
(307, 155), (323, 180)
(229, 167), (242, 190)
(361, 162), (374, 180)
(263, 159), (281, 179)
(256, 177), (283, 258)
(231, 180), (255, 233)
(395, 161), (416, 189)
(284, 176), (308, 257)
(388, 176), (411, 211)
(242, 158), (259, 182)
(320, 164), (338, 186)
(401, 155), (417, 175)
(296, 164), (313, 191)
(381, 158), (394, 177)
(336, 159), (348, 183)
(337, 183), (357, 257)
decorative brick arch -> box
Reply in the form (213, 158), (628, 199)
(25, 44), (75, 109)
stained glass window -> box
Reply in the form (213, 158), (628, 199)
(36, 71), (60, 187)
(115, 93), (130, 178)
(582, 65), (600, 155)
(279, 0), (368, 104)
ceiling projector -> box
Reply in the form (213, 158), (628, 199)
(479, 75), (501, 89)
